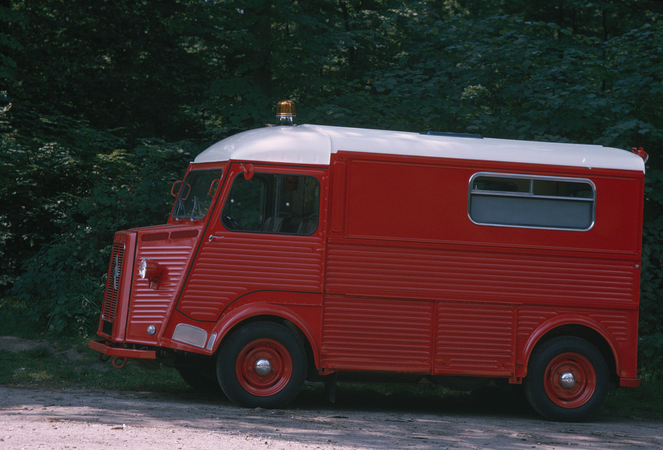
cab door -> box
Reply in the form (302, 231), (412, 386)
(176, 163), (328, 323)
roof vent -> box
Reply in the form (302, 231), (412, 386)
(424, 131), (483, 139)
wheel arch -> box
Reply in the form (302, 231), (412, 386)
(522, 317), (619, 385)
(210, 303), (320, 376)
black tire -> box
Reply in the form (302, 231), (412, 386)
(175, 357), (223, 393)
(217, 322), (307, 408)
(524, 336), (609, 422)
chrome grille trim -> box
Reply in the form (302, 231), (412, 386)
(102, 242), (125, 323)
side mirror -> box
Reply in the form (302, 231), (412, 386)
(241, 163), (254, 180)
(170, 180), (184, 198)
(208, 179), (221, 198)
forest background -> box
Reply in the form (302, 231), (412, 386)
(1, 0), (662, 370)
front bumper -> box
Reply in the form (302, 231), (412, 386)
(89, 340), (156, 362)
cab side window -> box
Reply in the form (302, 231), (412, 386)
(222, 173), (320, 235)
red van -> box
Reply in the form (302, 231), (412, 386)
(90, 103), (647, 421)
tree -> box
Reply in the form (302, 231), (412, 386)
(2, 0), (661, 359)
(7, 0), (206, 140)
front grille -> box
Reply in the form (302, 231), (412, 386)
(102, 242), (125, 325)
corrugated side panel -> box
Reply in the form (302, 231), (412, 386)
(325, 241), (638, 305)
(516, 307), (636, 377)
(516, 309), (558, 339)
(588, 311), (631, 343)
(125, 244), (195, 341)
(517, 308), (632, 346)
(321, 296), (433, 372)
(178, 234), (324, 321)
(435, 302), (515, 375)
(325, 240), (638, 375)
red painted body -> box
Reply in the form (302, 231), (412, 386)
(90, 124), (645, 412)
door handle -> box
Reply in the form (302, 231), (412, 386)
(208, 235), (224, 242)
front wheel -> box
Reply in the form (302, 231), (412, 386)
(217, 322), (307, 408)
(525, 336), (609, 422)
(176, 357), (223, 393)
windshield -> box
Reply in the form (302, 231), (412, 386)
(172, 169), (223, 220)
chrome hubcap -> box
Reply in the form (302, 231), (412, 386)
(254, 358), (272, 376)
(559, 371), (576, 388)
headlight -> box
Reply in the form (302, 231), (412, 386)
(138, 258), (162, 279)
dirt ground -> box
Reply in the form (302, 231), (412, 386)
(1, 337), (662, 450)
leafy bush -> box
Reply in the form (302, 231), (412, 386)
(640, 168), (663, 366)
(8, 134), (195, 335)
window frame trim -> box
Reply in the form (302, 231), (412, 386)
(172, 168), (225, 221)
(467, 172), (596, 232)
(221, 171), (321, 236)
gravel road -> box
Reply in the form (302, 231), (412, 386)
(1, 384), (662, 450)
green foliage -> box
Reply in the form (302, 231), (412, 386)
(0, 298), (44, 339)
(0, 347), (188, 391)
(5, 121), (194, 334)
(641, 168), (663, 364)
(6, 0), (204, 140)
(0, 5), (25, 83)
(1, 0), (662, 362)
(603, 358), (663, 420)
(0, 110), (124, 288)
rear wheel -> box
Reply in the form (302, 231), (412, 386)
(525, 336), (609, 422)
(217, 322), (307, 408)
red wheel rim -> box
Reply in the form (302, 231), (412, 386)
(235, 338), (293, 397)
(544, 352), (596, 409)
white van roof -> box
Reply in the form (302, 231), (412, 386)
(194, 124), (645, 173)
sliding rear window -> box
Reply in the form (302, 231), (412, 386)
(468, 173), (595, 231)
